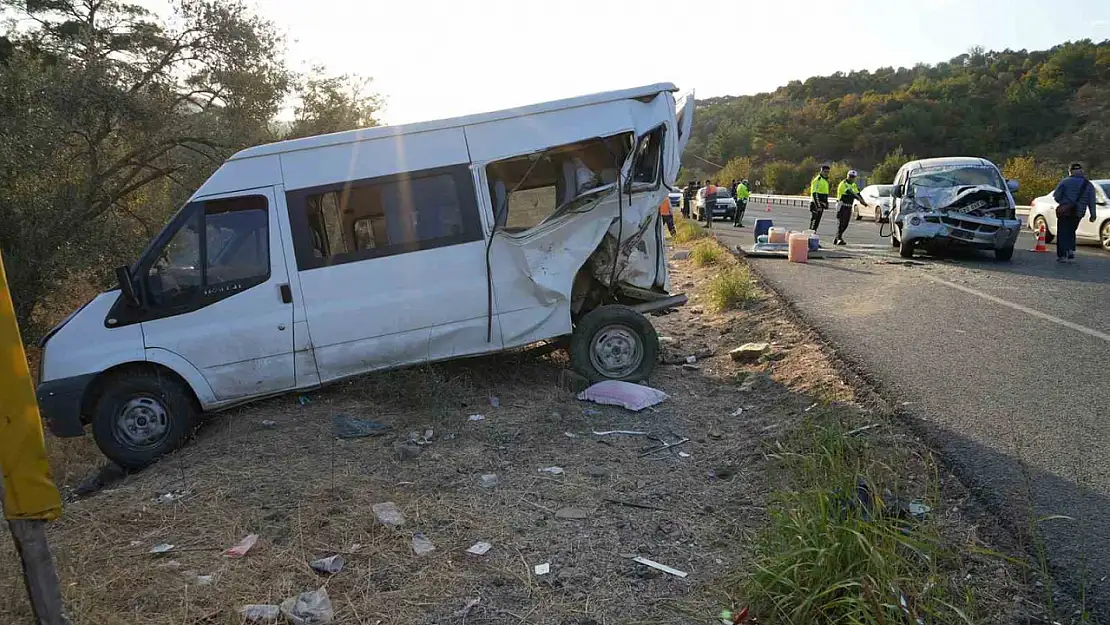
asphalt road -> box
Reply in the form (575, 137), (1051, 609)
(711, 199), (1110, 621)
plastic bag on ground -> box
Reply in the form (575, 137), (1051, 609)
(577, 381), (668, 411)
(280, 588), (334, 625)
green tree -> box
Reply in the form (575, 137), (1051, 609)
(1002, 156), (1059, 205)
(870, 147), (915, 184)
(288, 66), (383, 139)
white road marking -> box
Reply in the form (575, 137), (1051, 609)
(919, 274), (1110, 343)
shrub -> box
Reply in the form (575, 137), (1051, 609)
(706, 266), (754, 311)
(690, 239), (725, 266)
(673, 219), (707, 244)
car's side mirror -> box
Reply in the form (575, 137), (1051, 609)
(1007, 179), (1020, 192)
(115, 265), (139, 307)
(892, 184), (903, 199)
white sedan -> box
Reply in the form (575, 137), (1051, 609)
(853, 184), (893, 222)
(1027, 179), (1110, 250)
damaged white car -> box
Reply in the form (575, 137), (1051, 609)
(35, 83), (695, 468)
(889, 157), (1021, 260)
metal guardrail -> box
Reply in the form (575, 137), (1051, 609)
(749, 194), (1032, 217)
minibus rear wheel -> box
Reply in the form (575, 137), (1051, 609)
(91, 370), (198, 470)
(570, 305), (659, 382)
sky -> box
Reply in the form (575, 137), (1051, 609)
(212, 0), (1108, 124)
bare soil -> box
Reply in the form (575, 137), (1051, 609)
(1, 239), (1031, 624)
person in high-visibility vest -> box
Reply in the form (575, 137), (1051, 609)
(659, 196), (676, 236)
(732, 179), (751, 227)
(834, 169), (871, 245)
(809, 165), (831, 231)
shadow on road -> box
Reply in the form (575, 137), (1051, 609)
(905, 413), (1110, 621)
(909, 246), (1110, 286)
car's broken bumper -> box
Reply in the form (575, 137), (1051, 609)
(902, 213), (1022, 250)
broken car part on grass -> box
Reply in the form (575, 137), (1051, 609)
(36, 83), (695, 470)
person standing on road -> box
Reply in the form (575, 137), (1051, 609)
(834, 170), (869, 245)
(682, 180), (697, 218)
(1051, 162), (1097, 263)
(702, 179), (717, 228)
(809, 165), (831, 231)
(733, 179), (750, 227)
(659, 195), (677, 237)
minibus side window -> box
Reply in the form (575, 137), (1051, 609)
(144, 195), (269, 310)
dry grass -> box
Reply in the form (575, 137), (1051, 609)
(671, 217), (706, 244)
(689, 239), (724, 267)
(0, 241), (1034, 624)
(706, 267), (756, 313)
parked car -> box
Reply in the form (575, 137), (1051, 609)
(667, 190), (682, 210)
(853, 184), (893, 222)
(1027, 179), (1110, 250)
(692, 187), (738, 221)
(35, 83), (696, 469)
(889, 157), (1021, 260)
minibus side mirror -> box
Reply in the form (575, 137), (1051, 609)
(115, 265), (138, 307)
(892, 184), (903, 199)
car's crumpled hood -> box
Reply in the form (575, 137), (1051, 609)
(911, 184), (1009, 217)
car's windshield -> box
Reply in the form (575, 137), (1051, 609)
(716, 189), (731, 198)
(910, 166), (1004, 190)
(1097, 181), (1110, 197)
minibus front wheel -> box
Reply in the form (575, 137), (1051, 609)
(91, 370), (199, 470)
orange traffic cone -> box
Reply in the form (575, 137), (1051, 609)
(1031, 222), (1048, 252)
(766, 196), (772, 212)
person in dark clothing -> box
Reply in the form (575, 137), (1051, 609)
(1051, 162), (1097, 263)
(682, 181), (696, 218)
(809, 165), (831, 231)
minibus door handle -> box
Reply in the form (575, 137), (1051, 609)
(279, 284), (293, 304)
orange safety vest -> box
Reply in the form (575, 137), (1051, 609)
(659, 198), (672, 216)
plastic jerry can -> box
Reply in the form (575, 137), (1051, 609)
(768, 227), (787, 244)
(788, 233), (810, 263)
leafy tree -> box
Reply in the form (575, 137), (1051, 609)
(288, 66), (383, 139)
(1002, 156), (1060, 204)
(870, 147), (915, 184)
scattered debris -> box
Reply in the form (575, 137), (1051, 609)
(408, 428), (435, 446)
(582, 408), (602, 416)
(157, 490), (189, 504)
(671, 250), (690, 260)
(222, 534), (259, 558)
(639, 436), (690, 457)
(280, 588), (334, 625)
(194, 574), (214, 586)
(466, 541), (492, 556)
(478, 474), (500, 489)
(158, 559), (181, 568)
(685, 355), (697, 364)
(539, 466), (565, 475)
(592, 430), (647, 436)
(678, 451), (692, 458)
(371, 502), (406, 527)
(658, 335), (676, 343)
(738, 373), (770, 393)
(564, 432), (579, 438)
(631, 556), (688, 578)
(804, 402), (819, 412)
(129, 540), (142, 547)
(411, 533), (436, 555)
(261, 419), (277, 428)
(682, 363), (701, 371)
(489, 396), (501, 408)
(296, 395), (311, 406)
(907, 502), (932, 520)
(719, 606), (750, 624)
(453, 598), (481, 618)
(555, 507), (589, 520)
(730, 407), (744, 417)
(846, 423), (881, 436)
(729, 342), (771, 363)
(468, 414), (486, 421)
(332, 414), (389, 439)
(603, 498), (668, 512)
(534, 563), (550, 576)
(239, 604), (281, 623)
(310, 554), (345, 574)
(149, 543), (174, 554)
(577, 381), (668, 411)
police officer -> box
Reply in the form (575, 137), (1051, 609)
(834, 170), (870, 245)
(732, 178), (750, 227)
(809, 165), (831, 230)
(682, 180), (697, 218)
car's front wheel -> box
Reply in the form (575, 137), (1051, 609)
(995, 245), (1015, 261)
(899, 235), (915, 258)
(91, 371), (198, 470)
(1101, 220), (1110, 251)
(570, 305), (659, 382)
